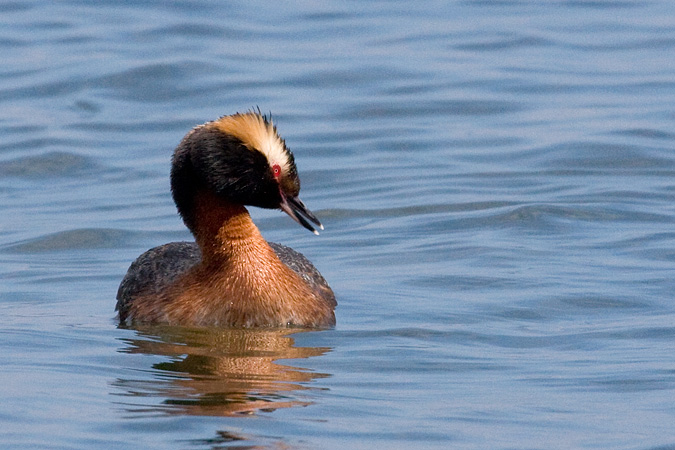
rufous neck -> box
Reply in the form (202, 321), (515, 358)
(191, 191), (265, 263)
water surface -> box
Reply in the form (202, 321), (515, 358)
(2, 1), (675, 448)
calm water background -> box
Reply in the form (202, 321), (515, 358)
(2, 1), (675, 448)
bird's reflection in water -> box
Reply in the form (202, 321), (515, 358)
(113, 325), (332, 417)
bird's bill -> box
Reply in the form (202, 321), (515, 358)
(280, 195), (324, 235)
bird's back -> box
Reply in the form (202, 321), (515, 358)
(116, 242), (200, 321)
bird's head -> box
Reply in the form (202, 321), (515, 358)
(170, 111), (323, 235)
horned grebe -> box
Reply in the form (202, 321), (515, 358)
(116, 111), (336, 328)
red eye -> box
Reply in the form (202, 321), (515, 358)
(272, 164), (281, 178)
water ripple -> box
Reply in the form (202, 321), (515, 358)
(3, 228), (134, 253)
(2, 0), (675, 448)
(0, 151), (100, 178)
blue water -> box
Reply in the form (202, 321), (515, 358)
(2, 0), (675, 448)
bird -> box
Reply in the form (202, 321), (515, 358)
(116, 111), (336, 328)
